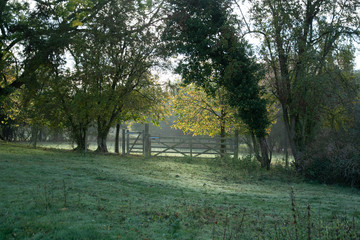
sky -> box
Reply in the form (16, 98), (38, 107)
(354, 48), (360, 70)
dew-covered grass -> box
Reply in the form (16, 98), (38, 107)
(0, 142), (359, 239)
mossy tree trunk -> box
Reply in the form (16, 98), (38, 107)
(115, 123), (120, 154)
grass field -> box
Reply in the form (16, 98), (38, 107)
(0, 142), (359, 239)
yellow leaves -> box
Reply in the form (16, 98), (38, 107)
(1, 64), (17, 88)
(265, 127), (272, 135)
(171, 84), (242, 136)
(71, 19), (83, 27)
(172, 82), (283, 137)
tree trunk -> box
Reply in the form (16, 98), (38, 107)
(250, 133), (261, 161)
(115, 123), (120, 154)
(73, 126), (87, 152)
(284, 129), (289, 168)
(259, 136), (270, 170)
(75, 136), (86, 151)
(96, 109), (119, 153)
(96, 121), (110, 153)
(219, 110), (227, 157)
(220, 124), (226, 157)
(38, 128), (43, 142)
(282, 105), (303, 170)
(96, 133), (108, 152)
(250, 132), (271, 170)
(31, 125), (39, 148)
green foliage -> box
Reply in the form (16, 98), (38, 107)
(164, 0), (270, 138)
(18, 67), (96, 150)
(0, 0), (102, 102)
(4, 0), (168, 151)
(0, 0), (115, 145)
(65, 0), (167, 152)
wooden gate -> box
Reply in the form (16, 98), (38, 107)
(125, 130), (144, 155)
(150, 136), (237, 158)
(121, 124), (239, 159)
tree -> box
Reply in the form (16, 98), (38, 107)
(68, 0), (167, 152)
(15, 0), (168, 152)
(20, 66), (97, 150)
(164, 0), (272, 168)
(1, 0), (113, 145)
(172, 84), (242, 137)
(246, 0), (360, 170)
(172, 84), (246, 154)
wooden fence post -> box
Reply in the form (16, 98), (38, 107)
(144, 124), (150, 158)
(126, 129), (130, 154)
(148, 134), (151, 157)
(234, 130), (239, 160)
(142, 130), (145, 154)
(122, 129), (126, 155)
(190, 137), (193, 158)
(115, 123), (120, 154)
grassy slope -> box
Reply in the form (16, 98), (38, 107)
(0, 142), (359, 240)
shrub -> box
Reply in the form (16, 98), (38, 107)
(212, 154), (260, 171)
(304, 130), (360, 187)
(237, 155), (261, 171)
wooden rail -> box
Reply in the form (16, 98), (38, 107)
(122, 124), (239, 158)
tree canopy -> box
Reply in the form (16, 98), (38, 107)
(246, 0), (360, 169)
(164, 0), (271, 168)
(1, 0), (169, 150)
(172, 84), (244, 138)
(0, 0), (105, 100)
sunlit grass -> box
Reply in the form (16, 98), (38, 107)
(21, 141), (293, 165)
(1, 142), (359, 239)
